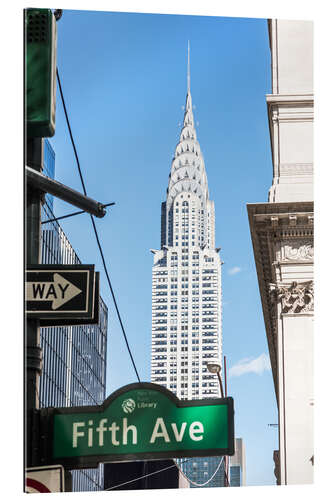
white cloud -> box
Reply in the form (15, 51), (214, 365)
(228, 266), (241, 275)
(229, 353), (271, 378)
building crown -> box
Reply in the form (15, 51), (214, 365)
(166, 42), (209, 208)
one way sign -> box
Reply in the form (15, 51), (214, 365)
(26, 265), (96, 321)
(26, 273), (82, 310)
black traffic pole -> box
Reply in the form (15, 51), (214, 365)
(25, 137), (44, 468)
(25, 138), (74, 492)
(24, 9), (73, 491)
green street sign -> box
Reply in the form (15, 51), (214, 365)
(39, 383), (234, 469)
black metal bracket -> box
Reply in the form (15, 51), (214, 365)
(41, 202), (115, 225)
(26, 166), (107, 218)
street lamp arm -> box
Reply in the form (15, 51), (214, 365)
(217, 371), (224, 398)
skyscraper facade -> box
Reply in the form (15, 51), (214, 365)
(151, 57), (224, 487)
(39, 140), (108, 492)
(229, 438), (246, 486)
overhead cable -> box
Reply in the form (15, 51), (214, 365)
(105, 459), (193, 491)
(56, 68), (141, 382)
(174, 456), (227, 487)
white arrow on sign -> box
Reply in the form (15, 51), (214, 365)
(26, 273), (82, 310)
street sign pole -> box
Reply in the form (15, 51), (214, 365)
(25, 137), (44, 468)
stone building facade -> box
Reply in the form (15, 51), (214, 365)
(247, 19), (314, 485)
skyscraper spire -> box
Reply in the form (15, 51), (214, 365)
(151, 49), (224, 489)
(187, 40), (191, 94)
(164, 43), (209, 218)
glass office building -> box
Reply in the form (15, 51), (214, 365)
(179, 457), (225, 488)
(38, 140), (108, 492)
(42, 139), (55, 211)
(230, 466), (241, 487)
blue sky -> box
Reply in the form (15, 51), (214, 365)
(48, 9), (278, 487)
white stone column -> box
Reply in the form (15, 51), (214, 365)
(271, 280), (314, 484)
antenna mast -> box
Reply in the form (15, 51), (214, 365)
(187, 40), (190, 93)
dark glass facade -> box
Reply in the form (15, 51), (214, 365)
(43, 139), (55, 211)
(179, 456), (225, 488)
(229, 438), (245, 486)
(104, 460), (182, 490)
(230, 465), (241, 487)
(38, 141), (108, 492)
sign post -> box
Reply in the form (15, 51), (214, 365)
(25, 137), (44, 469)
(38, 383), (234, 469)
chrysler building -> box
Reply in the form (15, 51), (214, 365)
(151, 48), (223, 404)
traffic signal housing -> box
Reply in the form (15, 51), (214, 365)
(25, 8), (57, 137)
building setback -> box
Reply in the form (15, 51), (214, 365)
(150, 53), (224, 487)
(247, 20), (314, 485)
(39, 140), (108, 492)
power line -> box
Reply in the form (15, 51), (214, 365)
(104, 456), (228, 491)
(41, 202), (115, 225)
(104, 459), (193, 491)
(175, 456), (227, 487)
(56, 68), (141, 382)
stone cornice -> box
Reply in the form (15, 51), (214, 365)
(266, 93), (314, 105)
(248, 201), (314, 217)
(247, 201), (314, 401)
(266, 95), (314, 161)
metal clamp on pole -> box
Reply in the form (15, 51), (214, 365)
(26, 346), (43, 373)
(25, 166), (106, 218)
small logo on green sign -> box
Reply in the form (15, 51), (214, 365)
(122, 398), (136, 414)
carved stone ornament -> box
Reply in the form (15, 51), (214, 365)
(276, 240), (314, 262)
(279, 163), (313, 176)
(273, 450), (281, 485)
(270, 281), (314, 314)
